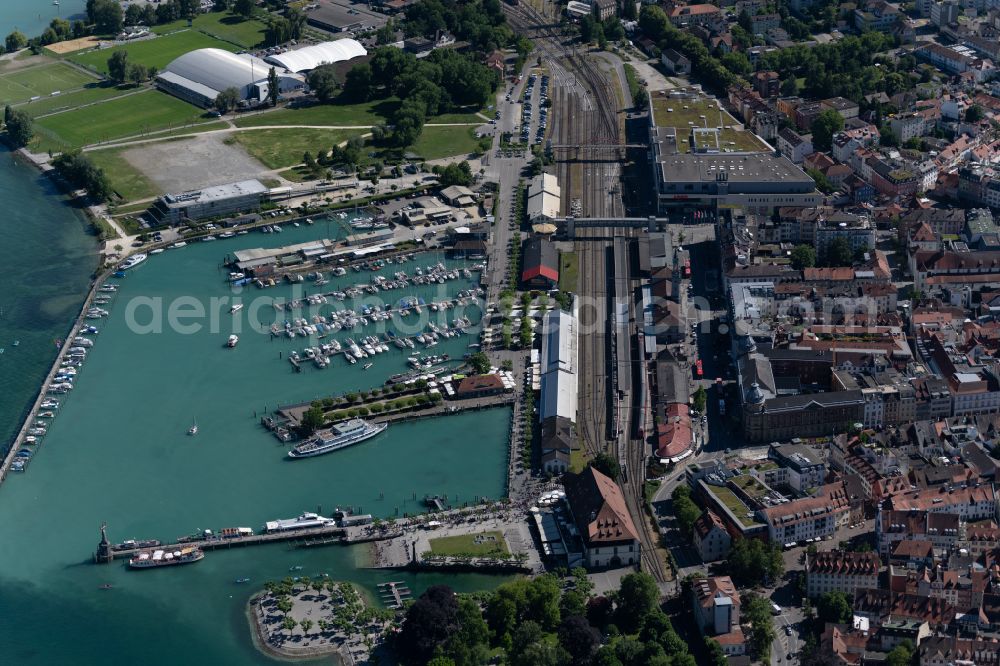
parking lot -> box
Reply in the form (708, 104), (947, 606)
(514, 70), (548, 146)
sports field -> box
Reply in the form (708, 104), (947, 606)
(19, 83), (134, 118)
(34, 90), (207, 151)
(152, 11), (267, 48)
(70, 31), (240, 75)
(0, 62), (97, 105)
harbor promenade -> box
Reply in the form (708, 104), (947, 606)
(276, 392), (514, 430)
(93, 499), (517, 563)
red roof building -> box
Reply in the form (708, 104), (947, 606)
(521, 237), (559, 288)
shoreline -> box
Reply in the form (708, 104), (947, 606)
(0, 145), (106, 481)
(7, 141), (115, 257)
(246, 595), (351, 665)
(0, 260), (109, 482)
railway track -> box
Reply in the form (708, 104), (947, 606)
(505, 3), (665, 583)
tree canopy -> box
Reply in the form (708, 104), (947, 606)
(404, 0), (514, 53)
(307, 64), (340, 103)
(87, 0), (124, 34)
(822, 237), (854, 267)
(435, 161), (473, 187)
(468, 351), (491, 375)
(4, 107), (33, 148)
(817, 591), (851, 625)
(590, 452), (621, 480)
(810, 109), (844, 152)
(790, 244), (816, 270)
(215, 87), (241, 114)
(742, 593), (776, 660)
(671, 485), (701, 539)
(398, 585), (461, 664)
(5, 31), (27, 53)
(51, 151), (113, 202)
(728, 537), (783, 586)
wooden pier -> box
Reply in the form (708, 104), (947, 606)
(377, 582), (412, 609)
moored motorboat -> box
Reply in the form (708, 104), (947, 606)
(119, 253), (147, 271)
(227, 335), (239, 348)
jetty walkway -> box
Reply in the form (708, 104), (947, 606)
(276, 393), (514, 430)
(93, 498), (520, 564)
(0, 263), (120, 482)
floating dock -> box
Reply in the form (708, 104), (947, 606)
(377, 582), (412, 609)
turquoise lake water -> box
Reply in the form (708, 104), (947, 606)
(0, 146), (97, 448)
(1, 0), (87, 38)
(0, 217), (513, 663)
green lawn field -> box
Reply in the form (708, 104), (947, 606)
(234, 99), (401, 128)
(70, 31), (240, 75)
(0, 62), (97, 105)
(88, 148), (160, 202)
(19, 83), (134, 118)
(229, 128), (366, 169)
(152, 11), (267, 48)
(34, 90), (207, 151)
(428, 531), (509, 557)
(409, 126), (480, 160)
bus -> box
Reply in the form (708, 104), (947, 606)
(695, 359), (703, 378)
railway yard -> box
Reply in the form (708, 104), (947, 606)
(505, 3), (668, 584)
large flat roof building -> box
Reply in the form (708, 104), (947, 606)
(651, 141), (821, 211)
(157, 48), (304, 108)
(152, 179), (268, 225)
(540, 306), (578, 424)
(304, 0), (389, 33)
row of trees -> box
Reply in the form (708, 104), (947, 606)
(107, 50), (157, 86)
(638, 4), (912, 102)
(3, 0), (257, 57)
(398, 571), (702, 666)
(756, 32), (911, 102)
(404, 0), (529, 55)
(580, 14), (626, 50)
(638, 6), (740, 94)
(51, 151), (113, 201)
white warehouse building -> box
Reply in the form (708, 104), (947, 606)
(539, 305), (579, 423)
(264, 39), (367, 73)
(156, 48), (305, 108)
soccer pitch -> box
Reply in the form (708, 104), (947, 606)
(0, 63), (97, 105)
(34, 90), (207, 151)
(70, 30), (239, 75)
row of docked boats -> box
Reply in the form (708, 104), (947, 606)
(13, 275), (111, 472)
(252, 258), (483, 294)
(14, 324), (102, 470)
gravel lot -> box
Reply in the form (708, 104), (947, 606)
(121, 134), (268, 193)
